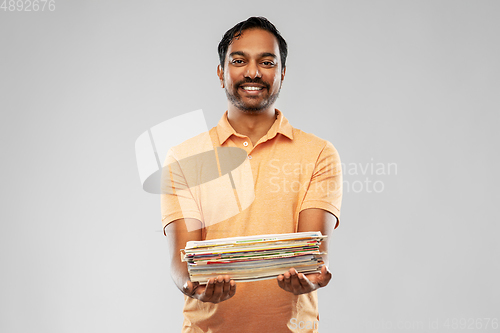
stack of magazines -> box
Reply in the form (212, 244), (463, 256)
(181, 231), (327, 284)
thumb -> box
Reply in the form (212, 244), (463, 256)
(183, 280), (199, 295)
(318, 266), (331, 287)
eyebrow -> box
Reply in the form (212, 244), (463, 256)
(229, 51), (277, 59)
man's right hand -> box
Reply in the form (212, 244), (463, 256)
(165, 219), (236, 303)
(183, 275), (236, 303)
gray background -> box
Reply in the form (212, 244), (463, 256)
(1, 0), (499, 332)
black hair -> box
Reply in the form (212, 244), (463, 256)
(218, 17), (288, 70)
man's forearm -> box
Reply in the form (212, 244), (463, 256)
(165, 218), (203, 297)
(171, 258), (192, 295)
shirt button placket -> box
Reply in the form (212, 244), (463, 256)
(242, 140), (252, 159)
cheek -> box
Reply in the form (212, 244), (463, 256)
(225, 73), (237, 86)
(272, 75), (282, 88)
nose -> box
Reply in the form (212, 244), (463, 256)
(244, 61), (261, 79)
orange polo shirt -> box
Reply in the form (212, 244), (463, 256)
(161, 109), (342, 333)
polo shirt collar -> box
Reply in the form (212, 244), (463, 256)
(216, 109), (294, 145)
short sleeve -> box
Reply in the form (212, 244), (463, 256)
(299, 141), (343, 228)
(160, 148), (202, 235)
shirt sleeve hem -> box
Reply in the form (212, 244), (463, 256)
(299, 200), (341, 229)
(161, 211), (203, 236)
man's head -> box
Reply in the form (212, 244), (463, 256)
(218, 17), (288, 71)
(217, 17), (288, 113)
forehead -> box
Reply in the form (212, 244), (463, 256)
(226, 28), (280, 60)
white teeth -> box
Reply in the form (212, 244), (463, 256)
(242, 86), (263, 91)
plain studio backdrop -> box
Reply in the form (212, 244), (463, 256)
(1, 1), (498, 332)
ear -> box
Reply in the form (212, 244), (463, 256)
(281, 66), (286, 82)
(217, 65), (224, 88)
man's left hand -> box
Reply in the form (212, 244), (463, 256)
(277, 266), (332, 295)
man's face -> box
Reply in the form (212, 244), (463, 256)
(218, 28), (285, 113)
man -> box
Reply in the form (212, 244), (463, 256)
(161, 17), (342, 333)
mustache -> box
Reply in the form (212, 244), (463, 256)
(235, 78), (270, 90)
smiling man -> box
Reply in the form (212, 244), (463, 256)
(162, 17), (343, 333)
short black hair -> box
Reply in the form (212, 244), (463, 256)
(218, 17), (288, 70)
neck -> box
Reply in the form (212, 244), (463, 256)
(226, 106), (277, 145)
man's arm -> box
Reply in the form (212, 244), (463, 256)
(165, 218), (236, 303)
(297, 208), (337, 266)
(277, 208), (336, 294)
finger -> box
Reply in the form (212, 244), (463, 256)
(213, 276), (225, 301)
(182, 281), (192, 294)
(289, 269), (302, 294)
(228, 279), (236, 298)
(325, 265), (332, 280)
(317, 266), (329, 286)
(183, 280), (198, 295)
(222, 275), (231, 294)
(318, 266), (332, 287)
(286, 270), (296, 289)
(277, 274), (286, 290)
(203, 278), (215, 298)
(297, 273), (311, 289)
(284, 271), (291, 284)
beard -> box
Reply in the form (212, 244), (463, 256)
(225, 78), (281, 113)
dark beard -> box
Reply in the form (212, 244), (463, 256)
(225, 79), (280, 113)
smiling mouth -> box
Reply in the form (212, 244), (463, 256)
(241, 86), (264, 91)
